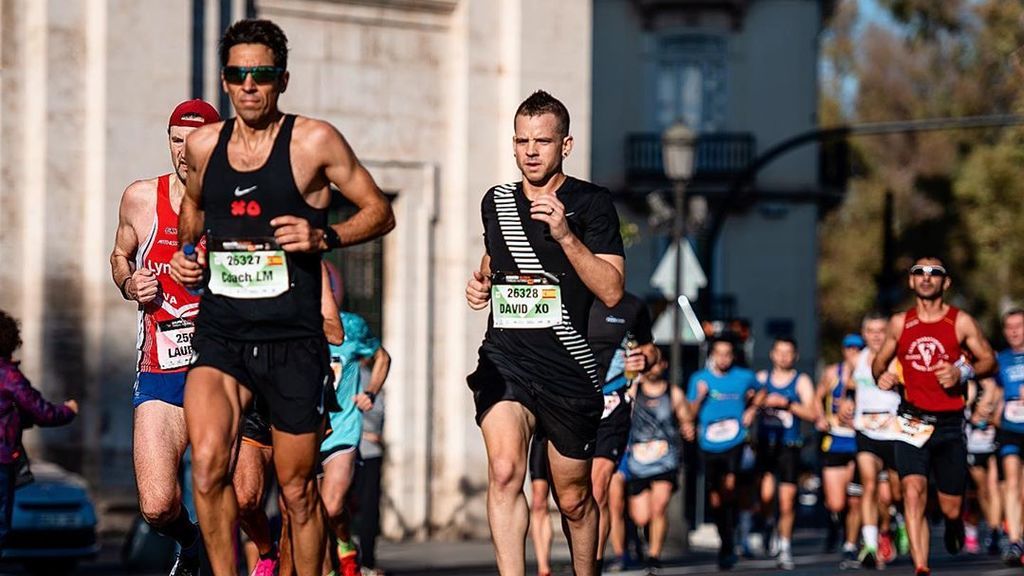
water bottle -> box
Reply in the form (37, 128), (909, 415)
(623, 333), (640, 383)
(182, 243), (204, 296)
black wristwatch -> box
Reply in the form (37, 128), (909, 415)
(364, 391), (376, 403)
(323, 226), (343, 250)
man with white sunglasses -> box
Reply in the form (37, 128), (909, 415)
(872, 255), (997, 576)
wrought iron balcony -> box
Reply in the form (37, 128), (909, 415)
(626, 132), (755, 184)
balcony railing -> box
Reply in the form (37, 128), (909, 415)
(626, 132), (755, 183)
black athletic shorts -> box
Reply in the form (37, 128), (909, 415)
(241, 406), (273, 448)
(999, 428), (1024, 458)
(755, 442), (801, 485)
(702, 445), (744, 488)
(894, 414), (967, 496)
(821, 450), (857, 469)
(627, 470), (679, 497)
(529, 432), (550, 482)
(190, 332), (332, 434)
(468, 352), (603, 460)
(595, 389), (631, 463)
(856, 432), (898, 471)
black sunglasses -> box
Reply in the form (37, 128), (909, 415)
(909, 264), (946, 278)
(223, 66), (284, 85)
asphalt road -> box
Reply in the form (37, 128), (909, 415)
(0, 529), (1020, 575)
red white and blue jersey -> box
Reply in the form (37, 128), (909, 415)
(135, 174), (200, 374)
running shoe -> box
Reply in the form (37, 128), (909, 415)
(839, 547), (859, 570)
(646, 556), (662, 575)
(169, 553), (200, 576)
(914, 568), (930, 576)
(879, 531), (896, 563)
(965, 530), (980, 554)
(250, 555), (279, 576)
(717, 550), (738, 570)
(1003, 540), (1024, 566)
(858, 546), (878, 570)
(896, 522), (910, 556)
(339, 542), (361, 576)
(986, 528), (1002, 556)
(944, 517), (965, 555)
(776, 549), (795, 570)
(604, 556), (626, 573)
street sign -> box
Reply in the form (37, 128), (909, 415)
(650, 239), (707, 300)
(651, 295), (706, 345)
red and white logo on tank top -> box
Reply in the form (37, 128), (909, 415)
(136, 174), (201, 374)
(904, 336), (949, 372)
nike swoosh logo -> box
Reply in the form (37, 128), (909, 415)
(234, 185), (258, 197)
(565, 211), (576, 217)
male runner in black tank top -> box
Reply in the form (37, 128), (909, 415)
(169, 19), (394, 576)
(465, 91), (625, 576)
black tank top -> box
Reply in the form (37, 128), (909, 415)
(195, 114), (327, 341)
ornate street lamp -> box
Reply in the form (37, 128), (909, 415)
(662, 121), (696, 392)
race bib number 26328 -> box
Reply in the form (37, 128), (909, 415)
(490, 273), (562, 329)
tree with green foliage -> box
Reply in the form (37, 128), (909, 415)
(818, 0), (1024, 360)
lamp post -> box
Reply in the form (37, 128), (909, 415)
(662, 121), (696, 391)
(662, 119), (695, 551)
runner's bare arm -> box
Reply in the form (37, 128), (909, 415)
(321, 262), (344, 345)
(872, 312), (905, 382)
(311, 120), (395, 248)
(813, 366), (836, 429)
(959, 311), (998, 379)
(671, 384), (688, 429)
(365, 346), (391, 397)
(790, 373), (818, 422)
(110, 180), (158, 302)
(976, 377), (999, 423)
(466, 253), (492, 310)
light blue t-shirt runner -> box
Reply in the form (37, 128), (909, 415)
(687, 367), (759, 453)
(321, 312), (381, 455)
(997, 349), (1024, 443)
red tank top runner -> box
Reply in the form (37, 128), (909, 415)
(136, 174), (200, 374)
(897, 306), (965, 412)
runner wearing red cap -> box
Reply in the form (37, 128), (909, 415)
(110, 98), (220, 576)
(872, 255), (997, 576)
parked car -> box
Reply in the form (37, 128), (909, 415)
(1, 461), (99, 576)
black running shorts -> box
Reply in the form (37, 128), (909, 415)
(595, 389), (631, 464)
(190, 332), (331, 434)
(894, 419), (967, 496)
(468, 351), (603, 460)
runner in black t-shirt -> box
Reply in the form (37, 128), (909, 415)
(465, 90), (625, 576)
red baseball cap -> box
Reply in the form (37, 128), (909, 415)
(168, 99), (221, 128)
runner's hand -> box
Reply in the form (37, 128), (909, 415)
(271, 215), (324, 253)
(353, 393), (374, 412)
(170, 248), (204, 288)
(625, 348), (646, 374)
(764, 394), (789, 408)
(64, 399), (79, 414)
(742, 406), (757, 427)
(530, 194), (570, 242)
(466, 270), (491, 310)
(682, 421), (696, 442)
(934, 360), (960, 389)
(129, 268), (159, 304)
(815, 416), (829, 432)
(877, 371), (899, 391)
